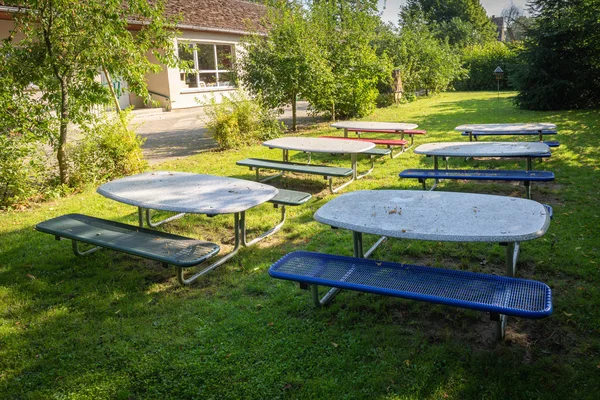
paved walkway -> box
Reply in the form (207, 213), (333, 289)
(134, 101), (322, 165)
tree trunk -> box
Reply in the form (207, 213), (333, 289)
(331, 101), (336, 122)
(57, 80), (69, 185)
(103, 66), (121, 114)
(291, 93), (297, 132)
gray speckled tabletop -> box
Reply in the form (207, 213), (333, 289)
(455, 123), (556, 132)
(314, 190), (550, 242)
(97, 171), (278, 214)
(331, 121), (418, 131)
(263, 137), (375, 154)
(414, 142), (550, 157)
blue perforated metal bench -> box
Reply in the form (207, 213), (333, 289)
(269, 251), (553, 340)
(399, 169), (555, 199)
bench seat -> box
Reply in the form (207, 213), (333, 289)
(461, 130), (557, 136)
(460, 131), (560, 147)
(269, 251), (553, 320)
(36, 214), (220, 268)
(402, 129), (427, 135)
(399, 169), (555, 199)
(345, 128), (427, 135)
(320, 136), (408, 147)
(362, 148), (392, 156)
(399, 169), (555, 182)
(269, 189), (312, 206)
(237, 158), (352, 178)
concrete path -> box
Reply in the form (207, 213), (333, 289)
(133, 101), (323, 165)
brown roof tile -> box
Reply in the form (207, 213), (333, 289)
(164, 0), (267, 34)
(0, 0), (268, 35)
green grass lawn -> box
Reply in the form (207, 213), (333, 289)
(1, 92), (599, 399)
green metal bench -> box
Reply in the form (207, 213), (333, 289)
(35, 213), (220, 274)
(236, 158), (353, 192)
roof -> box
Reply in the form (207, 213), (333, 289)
(159, 0), (267, 35)
(0, 0), (268, 35)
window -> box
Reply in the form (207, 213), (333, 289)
(178, 42), (235, 90)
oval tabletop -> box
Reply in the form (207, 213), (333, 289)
(414, 142), (550, 157)
(455, 123), (556, 132)
(331, 121), (418, 131)
(263, 137), (375, 154)
(314, 190), (551, 243)
(97, 171), (278, 214)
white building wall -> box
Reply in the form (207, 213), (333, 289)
(167, 30), (244, 110)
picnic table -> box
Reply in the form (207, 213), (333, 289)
(400, 142), (554, 198)
(238, 137), (375, 192)
(270, 190), (552, 339)
(456, 123), (558, 146)
(96, 171), (280, 284)
(328, 121), (424, 157)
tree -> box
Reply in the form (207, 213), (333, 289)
(306, 0), (392, 119)
(2, 0), (180, 185)
(388, 11), (465, 95)
(238, 1), (323, 131)
(401, 0), (497, 46)
(512, 0), (600, 110)
(501, 3), (524, 42)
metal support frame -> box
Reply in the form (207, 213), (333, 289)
(71, 240), (101, 256)
(356, 156), (375, 180)
(400, 131), (416, 151)
(310, 230), (387, 307)
(493, 241), (521, 339)
(141, 208), (186, 228)
(177, 212), (241, 286)
(389, 144), (407, 159)
(255, 168), (284, 183)
(420, 155), (440, 191)
(524, 156), (533, 199)
(330, 153), (358, 193)
(241, 206), (287, 246)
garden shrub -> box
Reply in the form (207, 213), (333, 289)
(454, 42), (519, 91)
(204, 92), (284, 150)
(70, 111), (147, 187)
(0, 134), (47, 208)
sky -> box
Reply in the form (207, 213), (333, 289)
(378, 0), (529, 26)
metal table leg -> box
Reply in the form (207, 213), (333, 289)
(177, 212), (241, 285)
(525, 156), (533, 199)
(495, 241), (520, 339)
(331, 153), (357, 193)
(430, 155), (439, 191)
(241, 207), (286, 246)
(311, 230), (369, 307)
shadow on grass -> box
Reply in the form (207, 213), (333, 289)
(1, 93), (598, 398)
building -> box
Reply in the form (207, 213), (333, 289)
(0, 0), (267, 110)
(491, 15), (506, 42)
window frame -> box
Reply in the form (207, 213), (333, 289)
(178, 41), (236, 93)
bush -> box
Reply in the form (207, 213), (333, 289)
(376, 93), (395, 108)
(512, 0), (600, 110)
(69, 111), (147, 187)
(0, 134), (47, 208)
(454, 42), (519, 91)
(204, 92), (284, 150)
